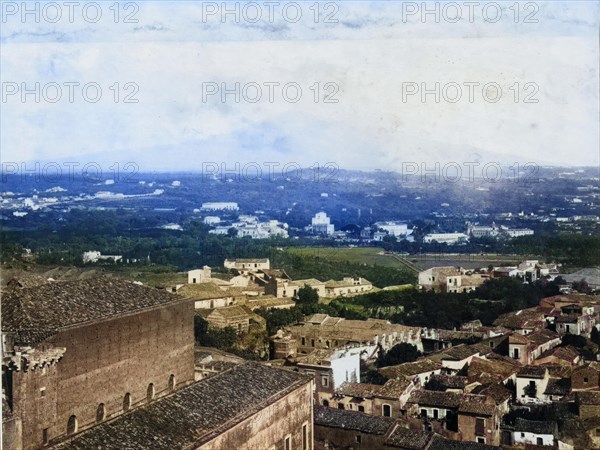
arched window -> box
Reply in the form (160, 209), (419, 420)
(147, 383), (155, 402)
(123, 393), (132, 412)
(322, 400), (329, 407)
(96, 403), (106, 422)
(168, 374), (176, 391)
(67, 415), (78, 435)
(382, 404), (392, 417)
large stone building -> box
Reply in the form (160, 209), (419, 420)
(49, 363), (313, 450)
(282, 314), (422, 355)
(2, 277), (312, 450)
(2, 277), (195, 450)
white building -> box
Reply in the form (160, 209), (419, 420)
(82, 251), (122, 264)
(203, 216), (221, 225)
(505, 228), (534, 238)
(201, 202), (239, 211)
(224, 258), (270, 271)
(373, 221), (409, 237)
(310, 212), (334, 235)
(423, 233), (469, 244)
(188, 266), (212, 284)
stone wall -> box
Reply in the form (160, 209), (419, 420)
(14, 301), (195, 450)
(199, 380), (313, 450)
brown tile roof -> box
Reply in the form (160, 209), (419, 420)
(2, 277), (185, 346)
(517, 366), (548, 379)
(50, 363), (310, 450)
(313, 406), (395, 435)
(493, 308), (545, 330)
(428, 435), (501, 450)
(470, 383), (512, 404)
(379, 360), (442, 379)
(544, 378), (571, 396)
(576, 390), (600, 406)
(467, 356), (519, 384)
(458, 395), (497, 416)
(383, 426), (434, 449)
(407, 390), (463, 409)
(426, 374), (468, 390)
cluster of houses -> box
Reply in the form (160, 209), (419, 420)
(418, 260), (560, 293)
(467, 222), (535, 239)
(208, 215), (289, 238)
(267, 292), (600, 449)
(175, 259), (374, 334)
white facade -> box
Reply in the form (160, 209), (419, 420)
(423, 233), (469, 244)
(329, 348), (362, 389)
(512, 431), (554, 447)
(203, 216), (221, 225)
(374, 221), (409, 237)
(82, 251), (122, 264)
(188, 266), (212, 284)
(201, 202), (239, 211)
(310, 212), (334, 235)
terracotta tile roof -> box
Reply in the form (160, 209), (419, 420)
(517, 366), (547, 379)
(493, 308), (545, 330)
(470, 383), (512, 404)
(313, 406), (395, 435)
(544, 378), (571, 396)
(576, 391), (600, 406)
(383, 426), (434, 449)
(428, 435), (501, 450)
(50, 363), (310, 450)
(379, 360), (442, 379)
(555, 314), (581, 324)
(2, 277), (185, 346)
(407, 390), (463, 409)
(467, 356), (519, 384)
(427, 374), (468, 390)
(510, 418), (557, 435)
(458, 395), (497, 416)
(538, 345), (580, 363)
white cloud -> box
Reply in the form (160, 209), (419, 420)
(1, 1), (598, 170)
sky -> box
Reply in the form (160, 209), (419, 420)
(1, 1), (599, 172)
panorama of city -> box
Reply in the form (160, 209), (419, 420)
(1, 1), (599, 450)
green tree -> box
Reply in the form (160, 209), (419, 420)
(376, 343), (420, 368)
(297, 285), (319, 304)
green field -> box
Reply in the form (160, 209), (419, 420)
(287, 247), (411, 268)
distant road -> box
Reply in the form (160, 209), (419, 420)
(385, 254), (420, 273)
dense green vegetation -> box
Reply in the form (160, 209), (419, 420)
(336, 277), (562, 330)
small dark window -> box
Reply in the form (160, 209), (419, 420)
(322, 400), (329, 407)
(477, 437), (485, 444)
(537, 437), (543, 445)
(584, 377), (589, 383)
(302, 423), (308, 450)
(311, 339), (315, 347)
(421, 409), (427, 417)
(192, 278), (197, 283)
(40, 387), (46, 397)
(123, 393), (131, 412)
(147, 383), (155, 402)
(67, 415), (77, 435)
(284, 435), (291, 450)
(168, 374), (176, 391)
(96, 403), (106, 422)
(338, 403), (345, 410)
(356, 435), (362, 444)
(42, 428), (49, 445)
(433, 409), (438, 419)
(383, 404), (392, 417)
(358, 405), (365, 412)
(301, 337), (306, 346)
